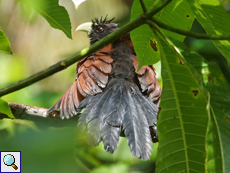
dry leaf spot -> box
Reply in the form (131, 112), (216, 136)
(179, 59), (184, 65)
(186, 14), (190, 18)
(150, 40), (158, 51)
(191, 89), (199, 97)
(225, 116), (230, 122)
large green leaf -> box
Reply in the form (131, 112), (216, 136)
(154, 0), (195, 42)
(20, 0), (72, 39)
(0, 30), (13, 55)
(0, 98), (14, 118)
(155, 34), (209, 172)
(187, 0), (230, 64)
(179, 42), (230, 173)
(130, 0), (194, 69)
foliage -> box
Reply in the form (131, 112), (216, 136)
(0, 0), (230, 172)
(0, 30), (12, 54)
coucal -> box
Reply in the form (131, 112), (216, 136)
(48, 16), (161, 160)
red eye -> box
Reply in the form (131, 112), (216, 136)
(97, 28), (103, 32)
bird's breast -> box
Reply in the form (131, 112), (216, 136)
(109, 41), (138, 83)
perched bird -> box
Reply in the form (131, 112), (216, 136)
(48, 16), (161, 160)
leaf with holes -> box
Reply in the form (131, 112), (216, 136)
(154, 0), (195, 42)
(130, 0), (194, 69)
(187, 0), (230, 64)
(155, 34), (209, 173)
(177, 41), (230, 173)
(0, 30), (13, 55)
(20, 0), (72, 39)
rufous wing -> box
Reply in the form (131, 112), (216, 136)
(47, 44), (114, 119)
(132, 55), (161, 107)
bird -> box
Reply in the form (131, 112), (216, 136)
(47, 16), (161, 160)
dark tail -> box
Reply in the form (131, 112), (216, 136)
(77, 78), (158, 160)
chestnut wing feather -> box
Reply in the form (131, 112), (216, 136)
(47, 45), (114, 119)
(132, 55), (161, 106)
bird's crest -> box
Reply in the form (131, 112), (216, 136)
(92, 15), (115, 26)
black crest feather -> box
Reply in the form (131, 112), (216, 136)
(92, 15), (115, 26)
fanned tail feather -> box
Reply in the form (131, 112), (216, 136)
(78, 78), (158, 160)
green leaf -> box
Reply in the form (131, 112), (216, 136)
(130, 0), (194, 69)
(130, 0), (161, 69)
(20, 0), (72, 39)
(155, 34), (209, 172)
(187, 0), (230, 64)
(178, 42), (230, 173)
(154, 0), (195, 42)
(0, 98), (15, 118)
(0, 30), (13, 55)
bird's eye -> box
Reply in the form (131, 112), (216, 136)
(97, 28), (103, 32)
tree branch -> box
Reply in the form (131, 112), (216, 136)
(139, 0), (147, 13)
(0, 15), (147, 97)
(0, 103), (79, 127)
(151, 18), (230, 40)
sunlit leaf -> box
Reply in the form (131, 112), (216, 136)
(130, 0), (194, 69)
(20, 0), (72, 39)
(0, 98), (15, 118)
(155, 33), (209, 173)
(187, 0), (230, 64)
(0, 30), (13, 55)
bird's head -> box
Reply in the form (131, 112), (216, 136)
(76, 16), (118, 44)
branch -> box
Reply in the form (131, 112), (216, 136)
(0, 15), (147, 97)
(151, 18), (230, 40)
(139, 0), (147, 13)
(0, 103), (79, 127)
(146, 0), (172, 18)
(0, 102), (50, 119)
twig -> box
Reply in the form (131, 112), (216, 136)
(145, 0), (172, 18)
(151, 18), (230, 40)
(0, 102), (49, 119)
(0, 102), (79, 127)
(139, 0), (147, 13)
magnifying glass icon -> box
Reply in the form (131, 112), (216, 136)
(3, 154), (18, 170)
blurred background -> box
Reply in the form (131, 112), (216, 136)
(0, 0), (229, 172)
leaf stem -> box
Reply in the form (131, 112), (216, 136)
(151, 18), (230, 40)
(139, 0), (147, 13)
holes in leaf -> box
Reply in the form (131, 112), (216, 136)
(191, 89), (199, 97)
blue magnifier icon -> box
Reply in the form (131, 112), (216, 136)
(3, 154), (18, 170)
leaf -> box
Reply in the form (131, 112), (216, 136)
(154, 0), (195, 42)
(130, 0), (194, 69)
(177, 41), (230, 173)
(0, 30), (13, 55)
(155, 34), (209, 172)
(187, 0), (230, 64)
(20, 0), (72, 39)
(0, 98), (15, 118)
